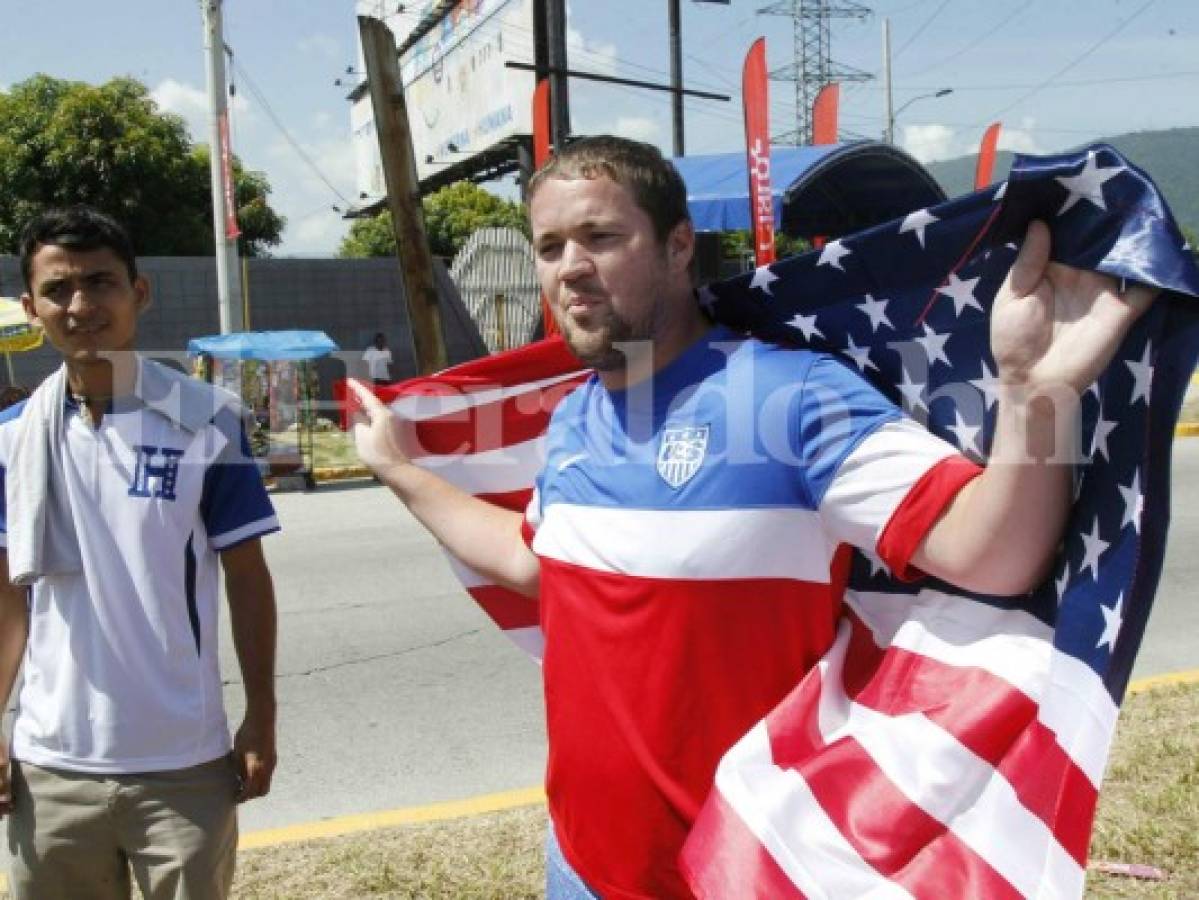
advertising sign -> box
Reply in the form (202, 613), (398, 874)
(351, 0), (535, 194)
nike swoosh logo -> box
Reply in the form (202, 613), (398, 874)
(556, 452), (588, 472)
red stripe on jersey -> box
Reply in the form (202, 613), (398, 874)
(877, 454), (982, 580)
(540, 557), (844, 900)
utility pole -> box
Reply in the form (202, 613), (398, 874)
(757, 0), (871, 144)
(669, 0), (685, 156)
(199, 0), (243, 334)
(544, 0), (571, 151)
(358, 15), (447, 374)
(882, 17), (893, 143)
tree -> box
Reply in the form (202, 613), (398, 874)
(719, 229), (811, 265)
(339, 181), (527, 259)
(0, 74), (283, 258)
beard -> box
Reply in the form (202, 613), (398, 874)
(553, 269), (671, 372)
(556, 298), (671, 372)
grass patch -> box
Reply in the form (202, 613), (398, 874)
(310, 430), (362, 470)
(233, 805), (546, 899)
(1087, 682), (1199, 898)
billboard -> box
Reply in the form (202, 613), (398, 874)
(352, 0), (536, 195)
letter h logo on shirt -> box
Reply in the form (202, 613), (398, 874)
(128, 445), (184, 501)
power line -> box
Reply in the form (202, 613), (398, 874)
(230, 59), (352, 206)
(900, 0), (1033, 78)
(891, 0), (952, 59)
(850, 70), (1199, 92)
(976, 0), (1157, 127)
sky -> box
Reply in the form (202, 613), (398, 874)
(1, 0), (1195, 256)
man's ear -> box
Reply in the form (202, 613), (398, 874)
(20, 293), (41, 328)
(133, 275), (152, 314)
(667, 219), (695, 275)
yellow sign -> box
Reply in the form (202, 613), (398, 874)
(0, 298), (42, 353)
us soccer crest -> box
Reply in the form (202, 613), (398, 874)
(657, 425), (709, 489)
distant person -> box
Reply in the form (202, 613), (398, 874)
(0, 206), (280, 899)
(362, 331), (393, 385)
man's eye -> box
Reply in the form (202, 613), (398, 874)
(537, 242), (562, 258)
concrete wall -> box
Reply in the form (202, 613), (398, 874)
(0, 255), (487, 406)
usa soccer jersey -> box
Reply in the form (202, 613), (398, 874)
(0, 377), (279, 773)
(524, 325), (981, 899)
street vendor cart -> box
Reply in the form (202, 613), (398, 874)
(187, 330), (338, 490)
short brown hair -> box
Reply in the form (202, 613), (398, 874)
(528, 135), (691, 243)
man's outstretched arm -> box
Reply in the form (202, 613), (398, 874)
(347, 380), (540, 597)
(912, 220), (1156, 595)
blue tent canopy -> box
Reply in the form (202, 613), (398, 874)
(187, 330), (338, 361)
(670, 140), (946, 240)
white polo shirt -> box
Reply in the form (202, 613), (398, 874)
(0, 391), (279, 773)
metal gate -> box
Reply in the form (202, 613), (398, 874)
(449, 226), (541, 353)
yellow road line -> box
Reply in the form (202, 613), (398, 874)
(1178, 423), (1199, 438)
(237, 784), (546, 850)
(1126, 668), (1199, 695)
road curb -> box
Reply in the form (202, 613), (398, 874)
(312, 465), (371, 482)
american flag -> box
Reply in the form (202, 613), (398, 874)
(357, 144), (1199, 898)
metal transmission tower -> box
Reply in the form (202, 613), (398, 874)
(757, 0), (872, 144)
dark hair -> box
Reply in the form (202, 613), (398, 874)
(19, 206), (138, 291)
(527, 135), (691, 243)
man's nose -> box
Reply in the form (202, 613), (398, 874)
(559, 242), (594, 281)
(66, 286), (94, 316)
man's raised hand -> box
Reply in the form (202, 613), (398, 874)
(990, 219), (1157, 397)
(347, 378), (412, 476)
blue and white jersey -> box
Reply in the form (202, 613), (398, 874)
(0, 389), (279, 773)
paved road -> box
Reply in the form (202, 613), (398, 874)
(227, 438), (1199, 833)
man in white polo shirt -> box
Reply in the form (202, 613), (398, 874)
(0, 206), (280, 899)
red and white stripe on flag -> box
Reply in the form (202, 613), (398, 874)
(680, 588), (1115, 898)
(339, 336), (588, 659)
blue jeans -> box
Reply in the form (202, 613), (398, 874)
(546, 824), (601, 899)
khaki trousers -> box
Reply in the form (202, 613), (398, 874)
(7, 756), (239, 900)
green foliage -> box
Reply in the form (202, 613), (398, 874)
(0, 74), (283, 258)
(338, 209), (400, 259)
(1181, 226), (1198, 259)
(719, 229), (811, 264)
(339, 182), (527, 259)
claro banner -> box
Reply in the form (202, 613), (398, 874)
(742, 37), (774, 268)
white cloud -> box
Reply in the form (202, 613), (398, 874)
(263, 134), (358, 255)
(565, 21), (618, 77)
(996, 117), (1042, 156)
(150, 78), (251, 144)
(900, 123), (958, 163)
